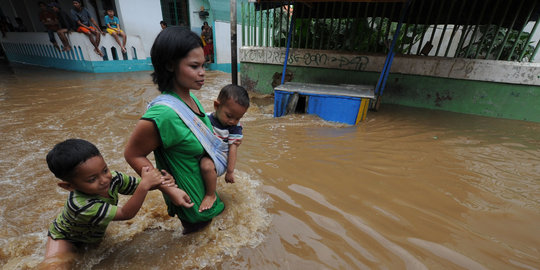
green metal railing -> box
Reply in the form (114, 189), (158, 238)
(242, 1), (540, 62)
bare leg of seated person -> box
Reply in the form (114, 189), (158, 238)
(53, 42), (61, 51)
(57, 29), (71, 51)
(121, 32), (127, 53)
(94, 47), (104, 57)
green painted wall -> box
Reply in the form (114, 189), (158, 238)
(208, 0), (247, 22)
(241, 63), (540, 122)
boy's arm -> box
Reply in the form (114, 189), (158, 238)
(224, 143), (238, 183)
(116, 18), (122, 31)
(113, 167), (161, 220)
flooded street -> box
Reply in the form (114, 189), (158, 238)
(0, 63), (539, 269)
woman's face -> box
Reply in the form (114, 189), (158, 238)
(173, 47), (205, 92)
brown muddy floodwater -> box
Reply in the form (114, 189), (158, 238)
(0, 62), (539, 270)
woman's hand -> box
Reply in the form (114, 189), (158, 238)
(159, 169), (177, 188)
(167, 188), (195, 208)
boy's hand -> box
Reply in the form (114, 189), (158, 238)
(140, 166), (163, 189)
(225, 172), (235, 183)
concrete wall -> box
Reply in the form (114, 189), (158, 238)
(116, 0), (163, 57)
(2, 31), (151, 72)
(241, 47), (540, 87)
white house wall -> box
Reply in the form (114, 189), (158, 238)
(189, 0), (206, 33)
(116, 0), (163, 57)
(215, 20), (242, 65)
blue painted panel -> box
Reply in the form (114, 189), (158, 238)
(274, 90), (291, 117)
(306, 94), (361, 125)
(274, 90), (363, 124)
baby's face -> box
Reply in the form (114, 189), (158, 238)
(214, 99), (247, 127)
(69, 155), (112, 197)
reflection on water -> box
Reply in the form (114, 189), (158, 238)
(0, 63), (539, 269)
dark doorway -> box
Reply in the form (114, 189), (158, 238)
(160, 0), (190, 27)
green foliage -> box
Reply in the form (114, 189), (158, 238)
(270, 11), (428, 54)
(458, 25), (535, 61)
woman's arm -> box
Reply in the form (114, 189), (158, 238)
(124, 119), (158, 174)
(124, 119), (194, 208)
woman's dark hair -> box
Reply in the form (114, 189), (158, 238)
(217, 84), (250, 108)
(150, 26), (203, 92)
(46, 139), (101, 182)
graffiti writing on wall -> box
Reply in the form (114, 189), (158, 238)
(241, 48), (369, 71)
(239, 47), (540, 86)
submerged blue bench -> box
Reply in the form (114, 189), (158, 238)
(274, 82), (375, 125)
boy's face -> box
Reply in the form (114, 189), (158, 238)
(59, 155), (112, 197)
(213, 98), (247, 127)
(72, 1), (81, 10)
(107, 10), (114, 17)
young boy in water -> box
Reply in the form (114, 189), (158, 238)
(44, 139), (192, 260)
(199, 84), (250, 212)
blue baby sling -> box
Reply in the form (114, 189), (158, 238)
(147, 94), (228, 176)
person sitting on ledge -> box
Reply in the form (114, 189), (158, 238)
(70, 0), (104, 57)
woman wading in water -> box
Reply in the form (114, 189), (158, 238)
(124, 27), (225, 233)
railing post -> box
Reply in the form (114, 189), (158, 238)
(231, 0), (238, 85)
